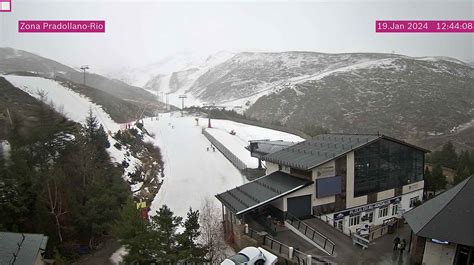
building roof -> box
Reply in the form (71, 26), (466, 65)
(0, 232), (48, 265)
(404, 176), (474, 246)
(248, 140), (296, 158)
(262, 133), (429, 171)
(215, 171), (312, 215)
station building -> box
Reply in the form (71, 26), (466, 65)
(216, 134), (428, 237)
(404, 176), (474, 265)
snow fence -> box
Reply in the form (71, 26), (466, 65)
(202, 128), (247, 171)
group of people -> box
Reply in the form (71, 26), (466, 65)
(207, 145), (216, 152)
(393, 236), (407, 255)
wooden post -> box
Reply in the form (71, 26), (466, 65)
(288, 247), (294, 259)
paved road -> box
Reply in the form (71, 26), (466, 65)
(264, 217), (412, 264)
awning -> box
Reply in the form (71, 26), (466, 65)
(216, 171), (312, 216)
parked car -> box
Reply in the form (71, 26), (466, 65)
(221, 247), (277, 265)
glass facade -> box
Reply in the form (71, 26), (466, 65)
(354, 139), (424, 197)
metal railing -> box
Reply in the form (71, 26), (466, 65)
(286, 214), (336, 256)
(201, 128), (247, 170)
(352, 233), (370, 249)
(245, 227), (329, 264)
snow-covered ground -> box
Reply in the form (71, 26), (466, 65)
(206, 120), (303, 168)
(2, 75), (141, 185)
(142, 114), (247, 218)
(3, 75), (119, 131)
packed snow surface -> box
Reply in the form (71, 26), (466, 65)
(144, 113), (247, 218)
(145, 113), (303, 217)
(2, 75), (119, 131)
(2, 75), (141, 185)
(206, 119), (303, 168)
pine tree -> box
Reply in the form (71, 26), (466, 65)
(113, 199), (154, 263)
(431, 164), (447, 192)
(177, 208), (207, 262)
(439, 141), (458, 169)
(148, 205), (182, 263)
(424, 167), (433, 192)
(84, 108), (99, 142)
(455, 151), (472, 184)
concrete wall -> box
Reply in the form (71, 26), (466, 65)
(422, 240), (457, 265)
(265, 162), (279, 175)
(270, 198), (284, 212)
(377, 189), (395, 201)
(400, 189), (424, 214)
(312, 161), (335, 179)
(403, 180), (424, 194)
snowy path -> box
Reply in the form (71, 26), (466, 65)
(144, 114), (247, 218)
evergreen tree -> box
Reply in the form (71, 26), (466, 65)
(113, 199), (154, 264)
(431, 164), (447, 192)
(149, 205), (182, 263)
(454, 166), (471, 184)
(424, 167), (433, 191)
(455, 151), (472, 184)
(440, 141), (458, 169)
(177, 208), (207, 262)
(84, 108), (99, 142)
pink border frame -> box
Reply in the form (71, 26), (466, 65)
(0, 0), (12, 12)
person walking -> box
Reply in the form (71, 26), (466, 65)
(399, 239), (406, 255)
(393, 236), (400, 250)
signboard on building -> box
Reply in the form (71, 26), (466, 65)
(333, 196), (401, 220)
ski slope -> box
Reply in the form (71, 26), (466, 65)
(143, 114), (247, 218)
(3, 74), (301, 218)
(2, 75), (141, 186)
(3, 75), (119, 132)
(206, 120), (303, 168)
(143, 114), (303, 217)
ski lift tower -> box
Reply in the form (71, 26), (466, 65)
(179, 94), (187, 109)
(203, 103), (225, 128)
(80, 65), (89, 86)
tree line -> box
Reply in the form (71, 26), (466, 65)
(0, 104), (128, 260)
(0, 101), (228, 263)
(425, 141), (474, 193)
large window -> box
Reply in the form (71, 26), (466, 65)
(392, 204), (399, 216)
(379, 206), (389, 218)
(349, 215), (360, 226)
(354, 139), (424, 197)
(409, 196), (420, 208)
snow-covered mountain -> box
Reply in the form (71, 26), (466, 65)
(110, 51), (235, 91)
(244, 54), (474, 139)
(0, 47), (75, 74)
(0, 47), (162, 107)
(121, 52), (473, 111)
(120, 51), (474, 147)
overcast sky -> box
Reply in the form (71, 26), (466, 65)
(0, 0), (473, 73)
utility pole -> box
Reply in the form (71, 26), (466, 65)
(80, 65), (89, 86)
